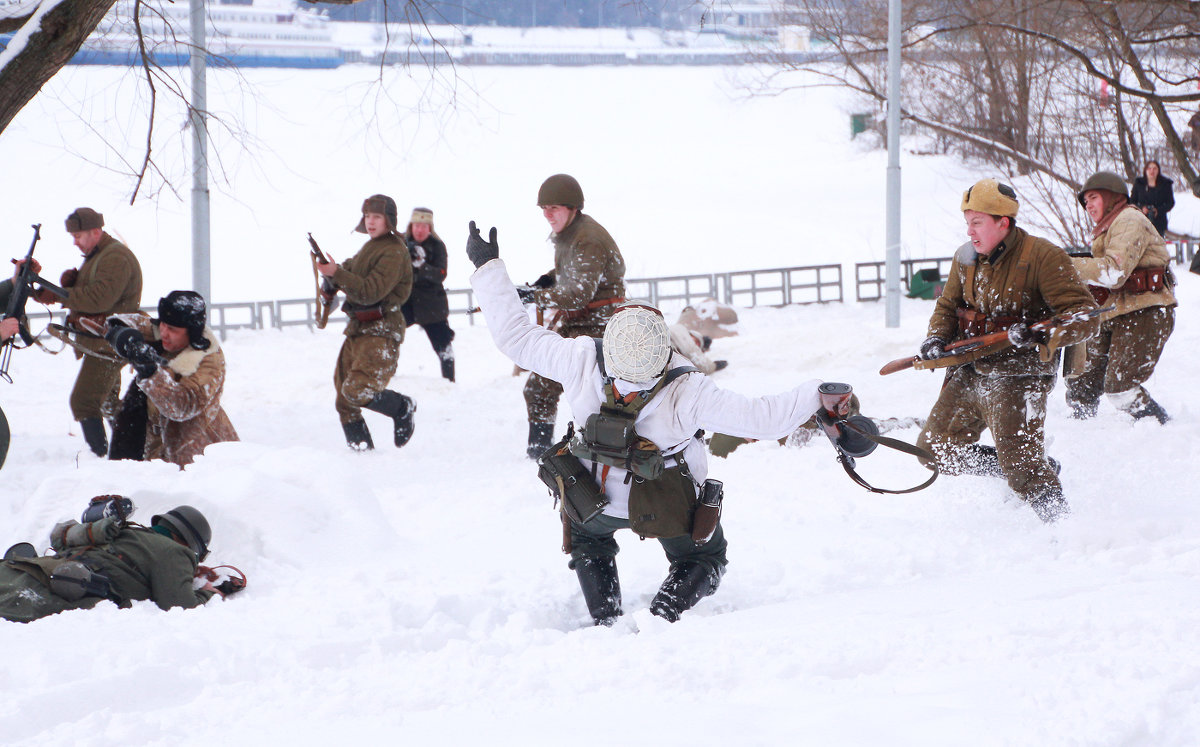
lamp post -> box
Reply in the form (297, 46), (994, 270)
(189, 0), (211, 303)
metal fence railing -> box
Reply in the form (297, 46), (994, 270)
(854, 257), (955, 302)
(21, 247), (1196, 341)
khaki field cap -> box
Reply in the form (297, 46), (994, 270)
(1077, 171), (1128, 207)
(537, 174), (584, 209)
(961, 179), (1019, 218)
(65, 207), (104, 233)
(355, 194), (399, 234)
(410, 207), (434, 225)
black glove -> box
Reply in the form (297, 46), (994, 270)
(919, 336), (946, 360)
(516, 286), (537, 304)
(1007, 322), (1039, 348)
(531, 273), (555, 289)
(106, 325), (159, 379)
(215, 576), (246, 596)
(466, 220), (499, 268)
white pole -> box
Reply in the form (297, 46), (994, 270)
(190, 0), (211, 303)
(885, 0), (902, 327)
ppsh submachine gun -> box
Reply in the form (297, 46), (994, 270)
(1, 224), (43, 383)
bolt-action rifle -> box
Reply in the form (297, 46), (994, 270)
(879, 305), (1114, 376)
(1, 224), (43, 383)
(307, 232), (335, 330)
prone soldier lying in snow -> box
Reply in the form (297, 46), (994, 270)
(0, 503), (243, 623)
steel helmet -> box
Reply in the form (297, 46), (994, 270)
(1076, 171), (1128, 207)
(603, 303), (671, 383)
(537, 174), (584, 209)
(152, 505), (212, 561)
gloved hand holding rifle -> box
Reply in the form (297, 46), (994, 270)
(878, 305), (1115, 376)
(308, 232), (336, 329)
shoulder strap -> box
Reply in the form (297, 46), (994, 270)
(594, 337), (699, 415)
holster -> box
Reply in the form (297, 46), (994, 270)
(955, 307), (1020, 337)
(342, 302), (384, 323)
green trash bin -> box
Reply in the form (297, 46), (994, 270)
(850, 112), (872, 139)
(906, 268), (944, 299)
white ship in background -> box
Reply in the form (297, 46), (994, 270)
(76, 0), (342, 69)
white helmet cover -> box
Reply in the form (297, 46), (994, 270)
(602, 304), (671, 383)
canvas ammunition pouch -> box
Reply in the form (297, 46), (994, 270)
(538, 425), (609, 524)
(627, 458), (699, 539)
(955, 307), (1020, 337)
(48, 560), (112, 602)
(342, 302), (384, 323)
(570, 411), (665, 480)
(1089, 265), (1169, 305)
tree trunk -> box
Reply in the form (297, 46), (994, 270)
(0, 0), (118, 136)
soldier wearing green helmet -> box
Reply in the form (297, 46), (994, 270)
(523, 174), (626, 458)
(1065, 170), (1177, 423)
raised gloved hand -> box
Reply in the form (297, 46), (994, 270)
(531, 273), (555, 289)
(919, 336), (947, 360)
(1007, 322), (1039, 348)
(60, 268), (79, 288)
(466, 221), (499, 268)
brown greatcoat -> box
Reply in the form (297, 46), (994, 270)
(67, 233), (143, 318)
(917, 228), (1098, 376)
(332, 233), (413, 342)
(540, 212), (625, 332)
(127, 316), (238, 467)
(1071, 205), (1176, 320)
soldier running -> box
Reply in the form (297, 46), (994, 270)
(914, 179), (1098, 522)
(316, 195), (416, 450)
(1065, 171), (1177, 423)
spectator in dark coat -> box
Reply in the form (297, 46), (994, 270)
(402, 207), (456, 382)
(1130, 160), (1174, 237)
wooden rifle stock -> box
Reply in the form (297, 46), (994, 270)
(879, 306), (1112, 376)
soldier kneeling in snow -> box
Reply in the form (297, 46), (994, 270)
(103, 291), (239, 467)
(466, 221), (853, 625)
(0, 503), (242, 623)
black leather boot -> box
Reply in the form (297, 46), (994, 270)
(571, 555), (622, 626)
(365, 390), (417, 447)
(1129, 397), (1170, 424)
(79, 418), (108, 457)
(1028, 489), (1070, 523)
(439, 345), (455, 382)
(342, 419), (373, 451)
(527, 422), (555, 460)
(649, 561), (722, 622)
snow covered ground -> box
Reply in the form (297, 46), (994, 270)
(1, 63), (1199, 745)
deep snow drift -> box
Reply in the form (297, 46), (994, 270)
(1, 63), (1199, 746)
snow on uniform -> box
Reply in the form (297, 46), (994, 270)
(123, 315), (238, 467)
(525, 212), (625, 425)
(331, 233), (413, 424)
(915, 227), (1097, 507)
(1066, 205), (1176, 418)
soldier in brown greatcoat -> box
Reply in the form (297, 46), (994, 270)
(1065, 171), (1177, 423)
(316, 195), (415, 450)
(31, 208), (142, 457)
(524, 174), (625, 458)
(104, 291), (239, 467)
(914, 179), (1098, 522)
